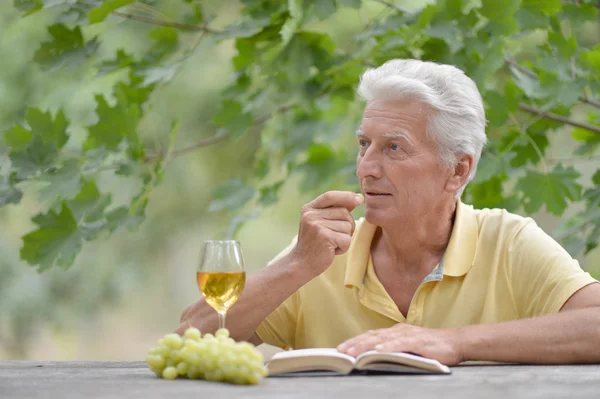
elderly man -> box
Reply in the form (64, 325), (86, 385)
(178, 59), (600, 365)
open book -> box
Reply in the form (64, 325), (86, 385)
(267, 348), (451, 375)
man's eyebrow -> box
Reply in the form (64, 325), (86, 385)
(355, 128), (364, 136)
(383, 132), (414, 145)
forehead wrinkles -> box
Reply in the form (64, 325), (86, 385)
(361, 104), (428, 141)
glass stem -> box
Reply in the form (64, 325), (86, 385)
(218, 311), (227, 330)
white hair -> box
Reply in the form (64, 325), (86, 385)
(357, 59), (487, 198)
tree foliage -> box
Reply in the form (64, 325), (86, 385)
(3, 0), (600, 271)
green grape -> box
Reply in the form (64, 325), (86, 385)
(147, 327), (268, 384)
(215, 328), (229, 339)
(162, 366), (178, 380)
(184, 327), (201, 341)
(164, 333), (183, 349)
(176, 361), (189, 376)
(152, 345), (170, 357)
(146, 355), (165, 370)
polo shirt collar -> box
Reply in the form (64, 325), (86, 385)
(344, 201), (479, 288)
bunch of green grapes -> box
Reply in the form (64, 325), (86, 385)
(146, 327), (268, 385)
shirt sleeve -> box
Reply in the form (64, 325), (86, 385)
(255, 236), (301, 350)
(507, 219), (598, 318)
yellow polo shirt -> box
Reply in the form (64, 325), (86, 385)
(255, 202), (597, 349)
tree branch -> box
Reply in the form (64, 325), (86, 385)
(146, 103), (298, 162)
(370, 0), (411, 13)
(518, 104), (600, 135)
(168, 133), (230, 158)
(505, 58), (600, 111)
(112, 10), (221, 34)
(581, 96), (600, 109)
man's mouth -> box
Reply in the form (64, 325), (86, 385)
(365, 192), (392, 197)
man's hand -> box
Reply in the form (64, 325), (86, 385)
(337, 324), (464, 366)
(290, 191), (363, 276)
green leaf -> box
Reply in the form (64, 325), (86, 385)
(258, 181), (284, 206)
(21, 204), (82, 272)
(280, 0), (304, 46)
(426, 20), (463, 54)
(515, 7), (548, 30)
(0, 174), (23, 206)
(4, 124), (33, 152)
(211, 100), (253, 138)
(522, 0), (561, 15)
(25, 108), (69, 148)
(67, 180), (110, 224)
(39, 159), (82, 204)
(182, 1), (204, 24)
(142, 62), (182, 86)
(33, 24), (99, 70)
(473, 152), (515, 183)
(88, 0), (134, 23)
(209, 178), (255, 212)
(13, 0), (43, 16)
(581, 46), (600, 70)
(98, 49), (134, 75)
(538, 71), (584, 107)
(298, 143), (341, 191)
(338, 0), (361, 9)
(212, 17), (271, 41)
(509, 65), (547, 99)
(84, 94), (140, 151)
(306, 0), (337, 19)
(516, 164), (582, 215)
(571, 127), (600, 142)
(479, 0), (521, 20)
(467, 177), (520, 212)
(547, 31), (577, 60)
(142, 26), (179, 65)
(499, 128), (549, 168)
(561, 3), (598, 23)
(104, 203), (146, 233)
(233, 39), (256, 70)
(593, 170), (600, 186)
(485, 81), (521, 127)
(5, 108), (70, 178)
(10, 136), (61, 178)
(274, 31), (334, 84)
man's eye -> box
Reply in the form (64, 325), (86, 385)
(390, 143), (399, 151)
(359, 140), (368, 147)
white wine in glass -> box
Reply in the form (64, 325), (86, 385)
(196, 240), (246, 330)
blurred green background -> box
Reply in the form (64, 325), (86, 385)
(0, 0), (598, 360)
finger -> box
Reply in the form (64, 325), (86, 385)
(311, 191), (363, 211)
(327, 231), (352, 255)
(375, 337), (420, 355)
(174, 321), (191, 336)
(338, 330), (383, 354)
(317, 207), (355, 231)
(340, 334), (385, 357)
(321, 219), (353, 235)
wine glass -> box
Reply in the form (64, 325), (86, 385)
(196, 240), (246, 331)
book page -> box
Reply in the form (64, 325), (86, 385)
(272, 348), (356, 364)
(355, 351), (450, 373)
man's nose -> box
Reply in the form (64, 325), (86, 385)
(357, 147), (382, 179)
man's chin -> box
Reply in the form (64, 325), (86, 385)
(364, 207), (387, 224)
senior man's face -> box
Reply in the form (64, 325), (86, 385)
(356, 99), (452, 224)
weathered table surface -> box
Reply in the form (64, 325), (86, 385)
(1, 361), (599, 399)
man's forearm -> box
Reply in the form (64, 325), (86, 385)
(176, 254), (312, 342)
(458, 307), (600, 364)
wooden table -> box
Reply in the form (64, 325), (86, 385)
(1, 361), (599, 398)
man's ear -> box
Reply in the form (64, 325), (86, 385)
(445, 154), (473, 194)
